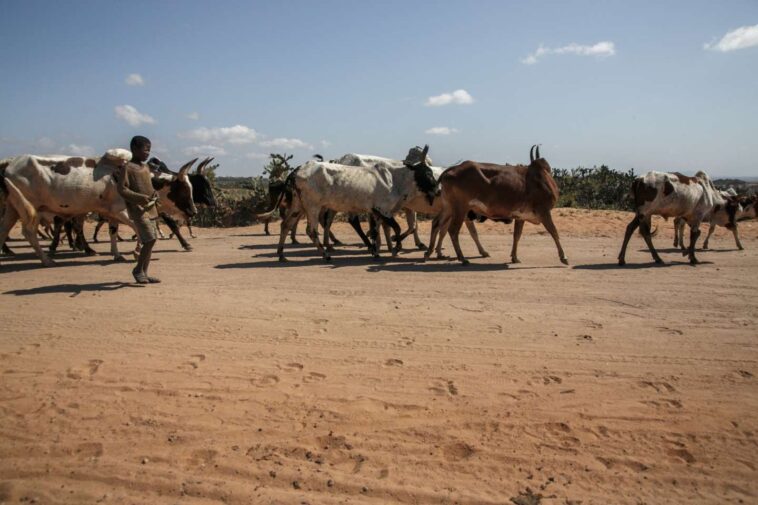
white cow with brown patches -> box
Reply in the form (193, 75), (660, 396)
(0, 150), (197, 267)
(672, 189), (748, 251)
(618, 170), (730, 265)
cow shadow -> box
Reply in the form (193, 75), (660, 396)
(3, 281), (142, 296)
(573, 260), (714, 270)
(366, 259), (516, 273)
(0, 258), (120, 273)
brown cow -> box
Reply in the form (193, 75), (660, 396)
(426, 145), (568, 265)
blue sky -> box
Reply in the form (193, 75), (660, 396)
(1, 0), (756, 177)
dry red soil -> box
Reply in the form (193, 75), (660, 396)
(1, 209), (757, 504)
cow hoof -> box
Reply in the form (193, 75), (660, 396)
(278, 256), (288, 263)
(738, 246), (744, 251)
(618, 259), (626, 266)
(459, 259), (470, 266)
(183, 245), (193, 252)
(654, 259), (665, 265)
(114, 255), (127, 263)
(481, 251), (490, 258)
(560, 257), (569, 265)
(291, 239), (300, 245)
(702, 245), (710, 250)
(324, 255), (332, 262)
(511, 258), (521, 264)
(43, 259), (57, 267)
(85, 249), (98, 257)
(416, 243), (428, 251)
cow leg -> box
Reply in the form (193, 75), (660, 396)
(73, 217), (96, 256)
(93, 217), (107, 243)
(447, 212), (469, 265)
(18, 215), (55, 267)
(424, 214), (445, 261)
(540, 212), (569, 265)
(687, 223), (702, 265)
(49, 217), (64, 256)
(321, 210), (332, 253)
(347, 215), (372, 248)
(264, 219), (270, 236)
(162, 214), (192, 251)
(462, 219), (489, 258)
(290, 215), (300, 244)
(639, 216), (663, 264)
(702, 222), (717, 250)
(156, 220), (167, 239)
(108, 223), (126, 262)
(0, 206), (20, 259)
(510, 219), (525, 263)
(618, 214), (641, 266)
(188, 222), (196, 239)
(731, 224), (744, 250)
(277, 211), (300, 262)
(407, 210), (426, 250)
(367, 214), (381, 258)
(673, 217), (681, 249)
(303, 207), (327, 260)
(382, 221), (394, 253)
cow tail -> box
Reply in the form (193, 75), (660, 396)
(254, 167), (301, 220)
(254, 189), (287, 220)
(3, 178), (37, 226)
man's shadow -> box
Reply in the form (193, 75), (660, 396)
(4, 281), (143, 297)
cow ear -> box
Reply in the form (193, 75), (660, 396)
(176, 158), (198, 181)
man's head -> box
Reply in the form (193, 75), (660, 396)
(130, 136), (152, 164)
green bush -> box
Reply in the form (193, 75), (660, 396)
(553, 165), (636, 211)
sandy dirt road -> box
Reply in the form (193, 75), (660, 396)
(1, 209), (757, 505)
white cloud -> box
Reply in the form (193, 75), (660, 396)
(183, 145), (227, 156)
(425, 89), (474, 107)
(178, 124), (257, 144)
(522, 41), (616, 65)
(125, 73), (145, 86)
(320, 140), (331, 148)
(63, 144), (96, 156)
(114, 105), (156, 127)
(704, 24), (758, 52)
(425, 127), (459, 135)
(34, 137), (57, 150)
(186, 112), (200, 120)
(259, 137), (313, 150)
(245, 152), (269, 160)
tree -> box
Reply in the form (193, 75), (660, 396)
(262, 153), (294, 182)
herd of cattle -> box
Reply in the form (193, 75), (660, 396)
(0, 144), (756, 272)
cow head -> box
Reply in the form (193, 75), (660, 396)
(529, 144), (552, 172)
(403, 144), (440, 205)
(166, 159), (198, 217)
(190, 158), (217, 207)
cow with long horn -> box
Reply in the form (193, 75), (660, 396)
(426, 144), (568, 265)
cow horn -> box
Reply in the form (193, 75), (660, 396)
(177, 158), (198, 180)
(196, 157), (210, 175)
(198, 157), (214, 175)
(536, 144), (540, 160)
(530, 145), (535, 163)
(422, 144), (429, 156)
